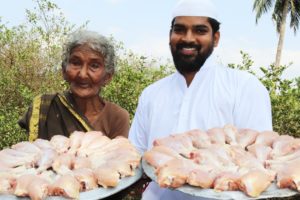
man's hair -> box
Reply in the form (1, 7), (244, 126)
(62, 30), (116, 74)
(170, 17), (220, 34)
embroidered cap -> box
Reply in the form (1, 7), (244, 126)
(172, 0), (219, 22)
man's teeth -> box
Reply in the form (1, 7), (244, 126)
(183, 47), (195, 50)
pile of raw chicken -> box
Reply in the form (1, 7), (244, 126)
(144, 124), (300, 198)
(0, 131), (141, 200)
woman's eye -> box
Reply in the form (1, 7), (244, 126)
(89, 62), (101, 70)
(69, 59), (81, 66)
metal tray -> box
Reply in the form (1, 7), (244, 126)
(142, 158), (298, 200)
(0, 166), (142, 200)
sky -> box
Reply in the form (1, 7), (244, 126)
(0, 0), (299, 79)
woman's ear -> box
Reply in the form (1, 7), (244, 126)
(103, 73), (113, 86)
(62, 66), (68, 81)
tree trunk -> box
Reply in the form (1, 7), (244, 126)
(275, 0), (289, 68)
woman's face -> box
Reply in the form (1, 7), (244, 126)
(63, 45), (112, 99)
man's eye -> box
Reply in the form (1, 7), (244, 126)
(194, 28), (208, 34)
(173, 27), (185, 33)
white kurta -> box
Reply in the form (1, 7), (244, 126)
(129, 53), (272, 200)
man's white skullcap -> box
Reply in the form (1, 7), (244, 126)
(172, 0), (219, 22)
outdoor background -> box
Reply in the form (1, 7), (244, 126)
(0, 0), (299, 150)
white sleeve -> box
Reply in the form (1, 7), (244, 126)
(233, 75), (272, 131)
(128, 91), (148, 154)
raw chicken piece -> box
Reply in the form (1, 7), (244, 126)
(98, 137), (136, 153)
(12, 141), (42, 154)
(207, 127), (226, 145)
(94, 167), (120, 188)
(190, 144), (234, 169)
(27, 176), (50, 200)
(276, 159), (300, 191)
(73, 156), (92, 170)
(247, 144), (272, 163)
(254, 131), (279, 146)
(237, 129), (259, 148)
(213, 171), (241, 192)
(50, 135), (70, 154)
(267, 149), (300, 163)
(271, 135), (300, 158)
(36, 148), (58, 172)
(72, 168), (98, 191)
(0, 162), (11, 172)
(0, 165), (29, 176)
(230, 146), (264, 170)
(76, 135), (110, 157)
(14, 174), (36, 197)
(52, 153), (75, 175)
(143, 146), (181, 168)
(68, 131), (85, 155)
(185, 129), (211, 148)
(223, 124), (238, 145)
(33, 139), (53, 150)
(153, 133), (195, 157)
(237, 170), (272, 197)
(49, 174), (80, 199)
(89, 145), (141, 175)
(38, 170), (59, 184)
(187, 168), (216, 189)
(0, 149), (37, 168)
(77, 131), (104, 151)
(156, 158), (191, 188)
(229, 146), (276, 179)
(0, 173), (16, 194)
(103, 159), (136, 178)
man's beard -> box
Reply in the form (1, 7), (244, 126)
(171, 42), (214, 75)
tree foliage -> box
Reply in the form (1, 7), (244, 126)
(230, 51), (300, 137)
(253, 0), (300, 67)
(0, 0), (76, 148)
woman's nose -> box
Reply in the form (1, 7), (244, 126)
(78, 65), (88, 78)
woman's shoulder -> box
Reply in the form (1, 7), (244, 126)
(104, 101), (129, 116)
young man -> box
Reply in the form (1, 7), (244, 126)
(129, 0), (272, 199)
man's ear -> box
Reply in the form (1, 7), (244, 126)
(213, 31), (220, 47)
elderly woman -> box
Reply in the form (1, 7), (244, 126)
(19, 30), (129, 141)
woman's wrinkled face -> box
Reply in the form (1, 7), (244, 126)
(63, 45), (112, 99)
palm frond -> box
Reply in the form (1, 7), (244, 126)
(253, 0), (274, 23)
(290, 0), (300, 33)
(272, 0), (285, 33)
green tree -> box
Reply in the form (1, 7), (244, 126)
(230, 51), (300, 137)
(0, 0), (80, 149)
(253, 0), (300, 67)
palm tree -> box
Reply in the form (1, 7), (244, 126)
(253, 0), (300, 67)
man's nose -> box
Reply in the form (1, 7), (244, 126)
(182, 30), (195, 43)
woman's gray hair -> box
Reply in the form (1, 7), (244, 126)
(62, 30), (116, 74)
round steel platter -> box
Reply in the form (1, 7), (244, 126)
(142, 158), (298, 200)
(0, 165), (142, 200)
